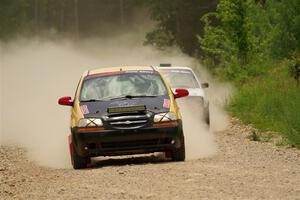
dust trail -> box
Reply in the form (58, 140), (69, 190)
(0, 36), (232, 168)
(176, 64), (233, 160)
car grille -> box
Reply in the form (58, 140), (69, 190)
(104, 113), (150, 129)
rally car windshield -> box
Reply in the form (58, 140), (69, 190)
(80, 72), (168, 101)
(159, 69), (200, 88)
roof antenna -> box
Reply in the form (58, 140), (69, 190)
(160, 63), (172, 67)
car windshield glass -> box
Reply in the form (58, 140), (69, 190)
(159, 69), (200, 88)
(80, 72), (168, 101)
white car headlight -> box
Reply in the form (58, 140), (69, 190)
(154, 112), (177, 122)
(78, 118), (103, 127)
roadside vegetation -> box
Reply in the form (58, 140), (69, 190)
(198, 0), (300, 148)
(145, 0), (300, 148)
(230, 62), (300, 147)
(200, 0), (300, 148)
(1, 0), (299, 147)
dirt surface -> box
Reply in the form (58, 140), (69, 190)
(1, 119), (300, 200)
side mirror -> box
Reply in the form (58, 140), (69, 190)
(58, 96), (73, 106)
(201, 82), (209, 89)
(174, 88), (189, 98)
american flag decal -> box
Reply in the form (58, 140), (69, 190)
(163, 99), (170, 108)
(80, 105), (90, 114)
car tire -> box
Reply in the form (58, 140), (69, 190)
(204, 107), (210, 126)
(172, 135), (185, 161)
(72, 144), (89, 169)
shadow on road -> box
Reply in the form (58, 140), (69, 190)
(89, 153), (170, 169)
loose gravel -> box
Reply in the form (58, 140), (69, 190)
(1, 119), (300, 200)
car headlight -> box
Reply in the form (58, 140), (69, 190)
(154, 112), (177, 122)
(78, 118), (103, 127)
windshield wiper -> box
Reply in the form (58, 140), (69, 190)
(109, 95), (157, 101)
(80, 99), (103, 102)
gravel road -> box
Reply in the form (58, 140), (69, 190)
(1, 119), (300, 200)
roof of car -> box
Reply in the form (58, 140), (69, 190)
(156, 66), (193, 70)
(87, 66), (155, 76)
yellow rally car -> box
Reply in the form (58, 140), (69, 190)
(58, 66), (189, 169)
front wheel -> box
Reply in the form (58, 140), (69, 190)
(172, 136), (185, 161)
(71, 143), (90, 169)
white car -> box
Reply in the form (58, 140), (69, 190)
(157, 64), (210, 125)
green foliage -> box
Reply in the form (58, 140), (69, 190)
(288, 52), (300, 87)
(218, 0), (250, 64)
(199, 0), (300, 82)
(0, 0), (146, 40)
(229, 64), (300, 148)
(144, 0), (218, 55)
(144, 29), (175, 50)
(248, 130), (260, 141)
(199, 0), (300, 148)
(268, 0), (300, 58)
(199, 0), (253, 69)
(0, 0), (32, 39)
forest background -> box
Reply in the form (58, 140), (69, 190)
(0, 0), (299, 147)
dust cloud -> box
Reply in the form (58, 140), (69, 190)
(177, 85), (232, 160)
(0, 35), (232, 168)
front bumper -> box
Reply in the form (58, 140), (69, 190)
(71, 120), (183, 157)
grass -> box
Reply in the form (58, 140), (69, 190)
(228, 64), (300, 148)
(247, 130), (261, 142)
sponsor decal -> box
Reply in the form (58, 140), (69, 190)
(109, 101), (137, 107)
(85, 70), (155, 80)
(80, 105), (90, 114)
(85, 71), (126, 80)
(163, 99), (170, 108)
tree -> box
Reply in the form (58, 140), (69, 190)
(0, 0), (144, 40)
(199, 0), (252, 68)
(268, 0), (300, 58)
(0, 0), (32, 39)
(144, 0), (218, 55)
